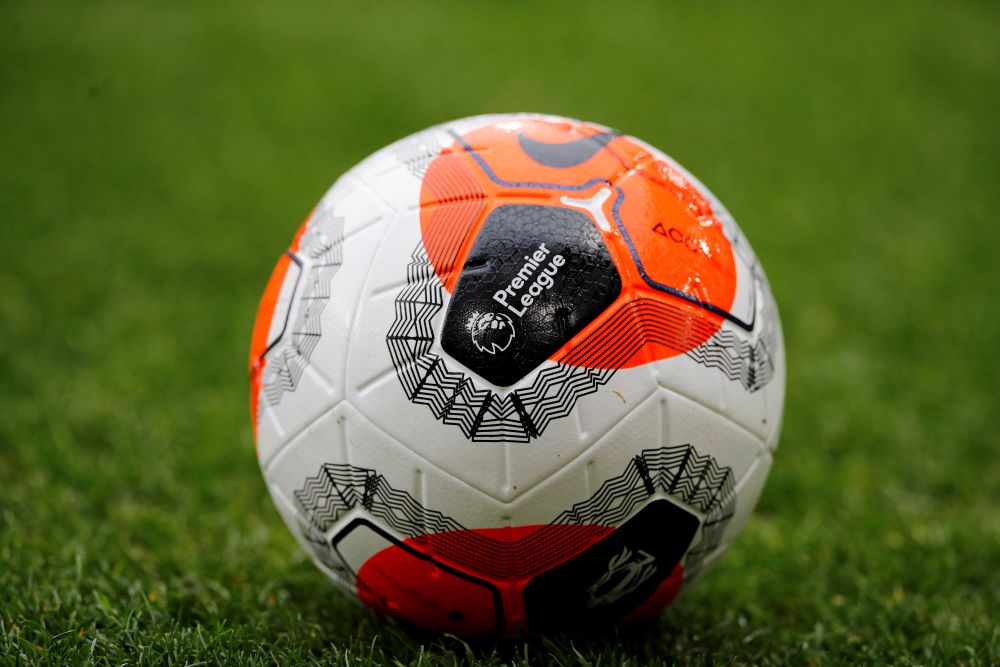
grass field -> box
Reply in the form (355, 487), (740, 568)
(1, 0), (998, 664)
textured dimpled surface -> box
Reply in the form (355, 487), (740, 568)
(249, 114), (785, 638)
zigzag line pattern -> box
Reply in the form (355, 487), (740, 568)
(386, 246), (614, 442)
(687, 213), (777, 393)
(394, 133), (444, 180)
(685, 326), (775, 393)
(387, 243), (773, 441)
(559, 292), (775, 395)
(261, 209), (344, 407)
(293, 444), (735, 583)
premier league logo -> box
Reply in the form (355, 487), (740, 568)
(468, 312), (515, 355)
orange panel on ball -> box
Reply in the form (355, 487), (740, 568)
(418, 117), (740, 374)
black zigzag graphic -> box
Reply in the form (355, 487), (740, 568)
(260, 209), (344, 409)
(685, 327), (775, 393)
(387, 243), (775, 441)
(394, 132), (445, 180)
(684, 223), (777, 394)
(292, 444), (736, 584)
(386, 246), (615, 443)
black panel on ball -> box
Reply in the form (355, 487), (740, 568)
(440, 204), (621, 387)
(523, 499), (700, 633)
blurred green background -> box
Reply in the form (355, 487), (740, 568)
(1, 0), (997, 664)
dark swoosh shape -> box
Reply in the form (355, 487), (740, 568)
(517, 131), (618, 168)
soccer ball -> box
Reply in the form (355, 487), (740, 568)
(249, 114), (785, 637)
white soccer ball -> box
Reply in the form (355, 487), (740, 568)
(249, 113), (785, 637)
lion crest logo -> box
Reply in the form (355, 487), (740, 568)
(586, 547), (658, 608)
(468, 312), (515, 355)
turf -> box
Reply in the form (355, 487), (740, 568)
(1, 0), (998, 664)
